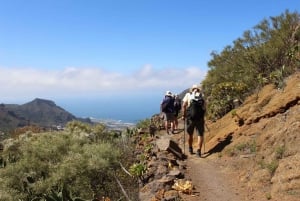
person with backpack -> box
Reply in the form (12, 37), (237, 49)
(182, 84), (206, 157)
(161, 91), (175, 134)
(173, 94), (181, 130)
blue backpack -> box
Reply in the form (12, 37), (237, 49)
(161, 96), (174, 113)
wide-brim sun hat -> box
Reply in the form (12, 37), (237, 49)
(190, 84), (200, 91)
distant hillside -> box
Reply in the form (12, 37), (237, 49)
(0, 98), (91, 134)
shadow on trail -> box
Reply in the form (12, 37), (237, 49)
(173, 129), (184, 134)
(203, 132), (233, 158)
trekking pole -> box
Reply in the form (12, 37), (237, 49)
(204, 121), (210, 154)
(205, 122), (210, 133)
(183, 118), (186, 155)
(203, 132), (205, 154)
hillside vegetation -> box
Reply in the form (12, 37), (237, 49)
(0, 121), (139, 201)
(202, 10), (299, 120)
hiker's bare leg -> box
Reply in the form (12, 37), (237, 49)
(198, 135), (204, 151)
(174, 118), (178, 130)
(188, 134), (193, 148)
(169, 114), (175, 133)
(165, 120), (169, 133)
(187, 133), (194, 153)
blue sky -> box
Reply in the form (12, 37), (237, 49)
(0, 0), (299, 121)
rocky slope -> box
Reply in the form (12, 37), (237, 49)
(202, 71), (300, 199)
(137, 71), (300, 201)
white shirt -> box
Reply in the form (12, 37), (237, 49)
(182, 91), (206, 113)
(183, 92), (204, 106)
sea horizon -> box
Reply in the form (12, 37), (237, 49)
(59, 95), (164, 125)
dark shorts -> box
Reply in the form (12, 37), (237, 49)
(186, 118), (204, 136)
(163, 112), (175, 121)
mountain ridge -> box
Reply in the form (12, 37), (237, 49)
(0, 98), (91, 134)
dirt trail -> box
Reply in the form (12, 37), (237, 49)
(170, 119), (253, 201)
(180, 151), (255, 201)
(181, 154), (250, 201)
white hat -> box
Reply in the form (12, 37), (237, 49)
(190, 84), (200, 92)
(165, 91), (172, 96)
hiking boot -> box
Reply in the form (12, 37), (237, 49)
(196, 149), (201, 157)
(189, 147), (193, 154)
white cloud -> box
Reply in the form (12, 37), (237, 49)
(0, 65), (207, 101)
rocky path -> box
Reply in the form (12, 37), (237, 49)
(170, 119), (253, 201)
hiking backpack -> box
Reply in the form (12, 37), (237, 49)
(161, 96), (174, 113)
(187, 92), (205, 120)
(174, 98), (182, 111)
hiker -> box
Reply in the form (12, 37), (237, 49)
(173, 94), (181, 130)
(149, 117), (157, 138)
(161, 91), (175, 134)
(182, 84), (206, 157)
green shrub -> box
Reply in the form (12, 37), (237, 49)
(231, 140), (256, 156)
(136, 119), (151, 129)
(275, 145), (285, 159)
(258, 159), (279, 176)
(207, 81), (248, 119)
(266, 160), (279, 175)
(0, 126), (138, 201)
(129, 163), (147, 184)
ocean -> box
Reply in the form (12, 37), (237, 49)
(59, 95), (163, 126)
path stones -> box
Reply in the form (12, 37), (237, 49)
(138, 135), (187, 201)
